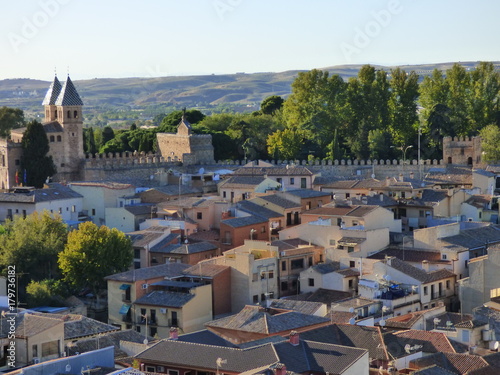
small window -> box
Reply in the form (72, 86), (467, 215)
(281, 281), (288, 291)
(197, 212), (202, 220)
(281, 261), (286, 271)
(290, 177), (295, 185)
(50, 135), (55, 142)
(252, 273), (258, 282)
(419, 210), (424, 218)
(442, 254), (447, 260)
(348, 246), (354, 253)
(349, 261), (355, 268)
(57, 135), (61, 142)
(348, 279), (354, 288)
(261, 226), (266, 233)
(74, 110), (78, 118)
(308, 256), (313, 267)
(15, 159), (20, 166)
(424, 286), (428, 295)
(253, 295), (259, 303)
(268, 270), (274, 279)
(446, 280), (451, 289)
(223, 191), (226, 198)
(92, 208), (96, 216)
(67, 110), (71, 118)
(308, 278), (314, 287)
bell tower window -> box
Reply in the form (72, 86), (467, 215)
(74, 110), (78, 118)
(67, 110), (71, 119)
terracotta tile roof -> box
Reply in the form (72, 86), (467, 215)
(219, 176), (267, 189)
(410, 352), (489, 374)
(299, 323), (389, 361)
(311, 262), (341, 274)
(465, 195), (493, 209)
(334, 297), (376, 309)
(410, 365), (457, 375)
(104, 262), (190, 282)
(270, 238), (311, 251)
(136, 340), (279, 373)
(257, 194), (300, 209)
(273, 339), (367, 374)
(268, 299), (324, 315)
(6, 313), (62, 338)
(284, 189), (331, 199)
(205, 305), (329, 334)
(284, 288), (352, 305)
(389, 329), (456, 354)
(387, 257), (456, 283)
(368, 248), (443, 263)
(67, 329), (153, 358)
(133, 290), (195, 308)
(328, 311), (357, 324)
(183, 263), (230, 278)
(237, 200), (283, 219)
(69, 181), (134, 189)
(335, 268), (360, 277)
(153, 241), (218, 255)
(385, 308), (442, 329)
(221, 214), (268, 228)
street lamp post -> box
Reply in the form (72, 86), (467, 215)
(391, 145), (413, 175)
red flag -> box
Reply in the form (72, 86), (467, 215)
(15, 170), (19, 185)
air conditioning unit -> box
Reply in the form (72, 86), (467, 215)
(160, 308), (168, 314)
(33, 357), (40, 364)
(142, 283), (149, 290)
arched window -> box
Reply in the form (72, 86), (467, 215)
(57, 135), (62, 142)
(74, 110), (78, 119)
(467, 157), (473, 165)
(50, 136), (55, 142)
(55, 109), (58, 118)
(447, 157), (452, 164)
(67, 110), (71, 119)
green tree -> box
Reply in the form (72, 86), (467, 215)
(58, 222), (133, 295)
(20, 120), (56, 188)
(101, 126), (115, 145)
(345, 66), (390, 159)
(0, 211), (68, 283)
(267, 128), (303, 160)
(84, 127), (97, 155)
(26, 279), (68, 307)
(389, 68), (420, 145)
(479, 124), (500, 163)
(0, 106), (25, 138)
(469, 62), (500, 132)
(283, 69), (346, 158)
(260, 95), (284, 115)
(158, 109), (205, 133)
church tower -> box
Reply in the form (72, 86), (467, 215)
(42, 75), (62, 122)
(54, 75), (84, 179)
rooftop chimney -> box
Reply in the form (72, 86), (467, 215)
(169, 327), (178, 340)
(289, 330), (300, 346)
(274, 363), (287, 375)
(385, 177), (391, 187)
(379, 193), (384, 202)
(410, 172), (414, 179)
(398, 173), (404, 182)
(422, 260), (429, 272)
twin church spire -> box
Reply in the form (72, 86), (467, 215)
(42, 75), (83, 107)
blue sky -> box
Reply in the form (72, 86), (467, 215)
(1, 0), (498, 80)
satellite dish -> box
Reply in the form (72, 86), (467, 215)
(379, 319), (386, 327)
(349, 317), (356, 325)
(349, 307), (355, 313)
(404, 344), (412, 354)
(433, 318), (441, 327)
(66, 364), (71, 372)
(446, 321), (453, 327)
(143, 339), (149, 345)
(198, 167), (205, 174)
(493, 341), (499, 350)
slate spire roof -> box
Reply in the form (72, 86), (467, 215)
(55, 75), (84, 106)
(42, 75), (62, 105)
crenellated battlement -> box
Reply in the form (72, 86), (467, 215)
(213, 158), (444, 166)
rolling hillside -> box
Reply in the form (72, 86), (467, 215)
(1, 61), (498, 119)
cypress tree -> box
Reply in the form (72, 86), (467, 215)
(20, 120), (56, 188)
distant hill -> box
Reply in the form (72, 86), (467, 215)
(1, 61), (498, 116)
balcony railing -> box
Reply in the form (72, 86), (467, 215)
(432, 291), (446, 299)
